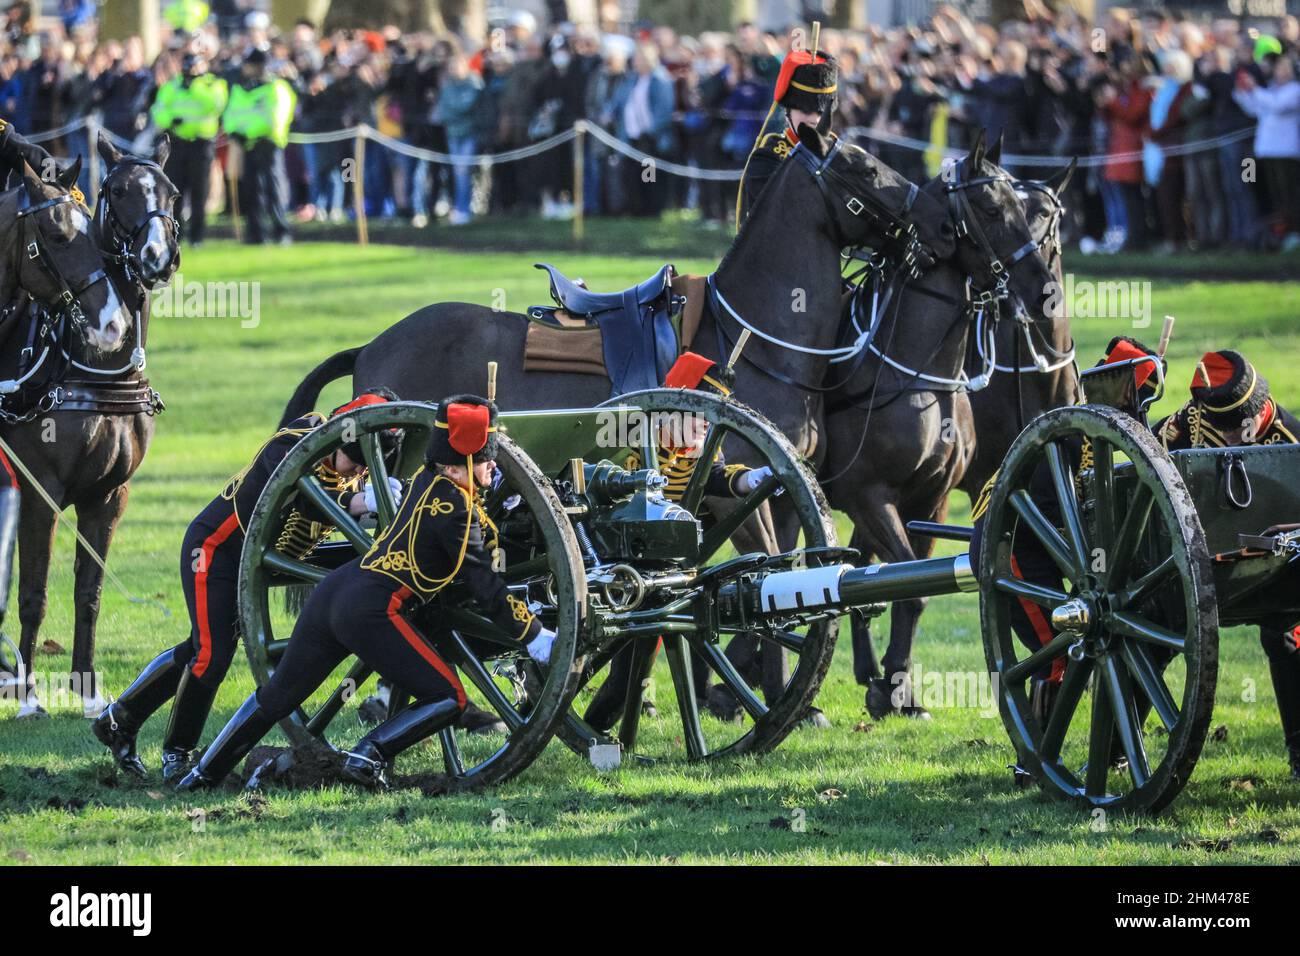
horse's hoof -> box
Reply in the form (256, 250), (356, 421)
(641, 701), (658, 720)
(899, 705), (932, 720)
(15, 700), (48, 720)
(82, 695), (109, 719)
(865, 680), (894, 720)
(457, 702), (507, 736)
(802, 708), (832, 730)
(356, 695), (387, 726)
(703, 687), (744, 724)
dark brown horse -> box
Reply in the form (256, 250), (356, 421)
(961, 164), (1080, 500)
(821, 134), (1064, 718)
(6, 132), (178, 717)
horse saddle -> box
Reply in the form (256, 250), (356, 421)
(529, 262), (679, 396)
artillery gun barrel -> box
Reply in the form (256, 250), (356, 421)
(743, 554), (978, 620)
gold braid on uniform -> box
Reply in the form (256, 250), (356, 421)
(363, 469), (471, 594)
(273, 462), (361, 559)
(623, 447), (740, 503)
(970, 471), (997, 521)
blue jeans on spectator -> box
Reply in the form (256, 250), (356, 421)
(365, 139), (395, 218)
(448, 134), (477, 217)
(307, 142), (344, 214)
(1218, 135), (1257, 246)
(1098, 177), (1127, 240)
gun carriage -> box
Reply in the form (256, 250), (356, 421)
(236, 367), (1300, 812)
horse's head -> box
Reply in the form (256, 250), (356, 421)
(933, 131), (1059, 328)
(95, 131), (180, 289)
(791, 122), (956, 272)
(1015, 158), (1076, 280)
(14, 159), (132, 353)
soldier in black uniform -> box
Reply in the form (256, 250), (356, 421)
(93, 390), (401, 780)
(735, 49), (838, 225)
(176, 395), (555, 791)
(582, 352), (776, 731)
(0, 118), (58, 190)
(1154, 350), (1300, 778)
(1155, 349), (1300, 451)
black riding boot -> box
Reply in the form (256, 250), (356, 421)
(174, 694), (275, 792)
(160, 668), (220, 782)
(92, 649), (184, 777)
(0, 486), (19, 631)
(342, 697), (462, 790)
(1268, 656), (1300, 779)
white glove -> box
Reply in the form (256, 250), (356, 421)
(526, 627), (557, 665)
(738, 466), (774, 494)
(362, 476), (403, 514)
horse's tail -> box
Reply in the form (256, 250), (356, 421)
(278, 347), (361, 427)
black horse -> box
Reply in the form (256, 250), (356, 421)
(4, 132), (178, 717)
(278, 125), (955, 463)
(821, 133), (1064, 718)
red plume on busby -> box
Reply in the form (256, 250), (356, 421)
(1189, 349), (1268, 428)
(1099, 336), (1162, 391)
(664, 352), (733, 396)
(426, 394), (500, 467)
(774, 50), (838, 115)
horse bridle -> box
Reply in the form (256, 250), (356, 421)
(14, 193), (111, 329)
(1016, 179), (1064, 273)
(95, 157), (179, 289)
(944, 161), (1040, 305)
(788, 139), (930, 278)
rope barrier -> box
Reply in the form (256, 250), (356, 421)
(25, 113), (1258, 176)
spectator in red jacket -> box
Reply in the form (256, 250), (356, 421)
(1100, 55), (1152, 250)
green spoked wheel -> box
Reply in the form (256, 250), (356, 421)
(239, 401), (587, 790)
(557, 387), (839, 763)
(979, 404), (1218, 814)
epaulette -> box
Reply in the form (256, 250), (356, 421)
(757, 132), (794, 159)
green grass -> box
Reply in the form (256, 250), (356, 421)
(1, 241), (1298, 864)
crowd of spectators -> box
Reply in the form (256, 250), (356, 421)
(3, 1), (1300, 251)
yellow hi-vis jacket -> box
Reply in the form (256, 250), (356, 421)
(222, 78), (297, 150)
(151, 74), (228, 142)
(163, 0), (210, 33)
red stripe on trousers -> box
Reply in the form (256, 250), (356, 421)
(0, 448), (16, 487)
(1010, 555), (1065, 682)
(386, 586), (467, 709)
(192, 512), (241, 679)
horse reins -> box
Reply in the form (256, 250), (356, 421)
(12, 193), (112, 332)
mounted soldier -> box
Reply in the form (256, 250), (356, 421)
(93, 390), (402, 780)
(735, 46), (838, 225)
(1155, 350), (1300, 778)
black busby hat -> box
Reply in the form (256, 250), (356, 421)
(332, 386), (402, 467)
(1097, 336), (1164, 394)
(1190, 349), (1269, 429)
(426, 394), (500, 468)
(775, 51), (838, 115)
